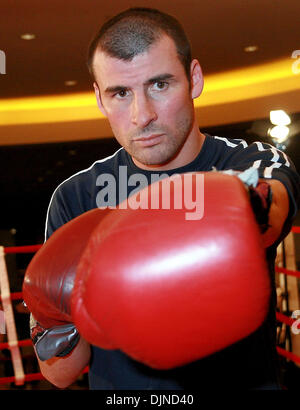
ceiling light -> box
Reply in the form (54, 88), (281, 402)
(270, 110), (291, 126)
(269, 125), (289, 142)
(244, 45), (258, 53)
(20, 33), (36, 40)
(64, 80), (77, 86)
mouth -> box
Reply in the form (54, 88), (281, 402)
(134, 134), (164, 147)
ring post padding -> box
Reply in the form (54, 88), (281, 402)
(0, 246), (25, 385)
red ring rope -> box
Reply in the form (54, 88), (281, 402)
(0, 372), (45, 385)
(0, 367), (89, 386)
(4, 245), (42, 254)
(276, 347), (300, 365)
(275, 267), (300, 279)
(0, 339), (32, 350)
(276, 312), (300, 328)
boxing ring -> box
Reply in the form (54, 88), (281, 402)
(0, 230), (299, 388)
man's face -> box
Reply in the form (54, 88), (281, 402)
(93, 35), (203, 169)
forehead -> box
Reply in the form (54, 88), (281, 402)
(93, 35), (185, 88)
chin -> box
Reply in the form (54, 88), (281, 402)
(131, 143), (183, 168)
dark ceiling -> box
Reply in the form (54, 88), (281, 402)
(1, 0), (300, 98)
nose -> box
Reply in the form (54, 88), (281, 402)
(131, 92), (158, 128)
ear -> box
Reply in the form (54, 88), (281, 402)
(93, 82), (107, 117)
(190, 59), (204, 99)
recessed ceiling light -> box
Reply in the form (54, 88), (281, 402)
(270, 110), (291, 126)
(64, 80), (77, 86)
(20, 33), (36, 40)
(244, 45), (258, 53)
(269, 125), (289, 142)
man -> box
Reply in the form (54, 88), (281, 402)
(30, 8), (299, 389)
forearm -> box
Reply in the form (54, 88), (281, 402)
(36, 337), (91, 389)
(261, 179), (289, 248)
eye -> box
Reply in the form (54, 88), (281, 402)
(115, 89), (129, 99)
(152, 81), (168, 91)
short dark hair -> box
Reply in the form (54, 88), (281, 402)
(86, 7), (192, 83)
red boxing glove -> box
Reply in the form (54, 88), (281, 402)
(23, 208), (112, 360)
(72, 172), (271, 369)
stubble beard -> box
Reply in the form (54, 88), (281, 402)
(118, 115), (194, 167)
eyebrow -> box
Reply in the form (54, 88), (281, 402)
(104, 73), (175, 94)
